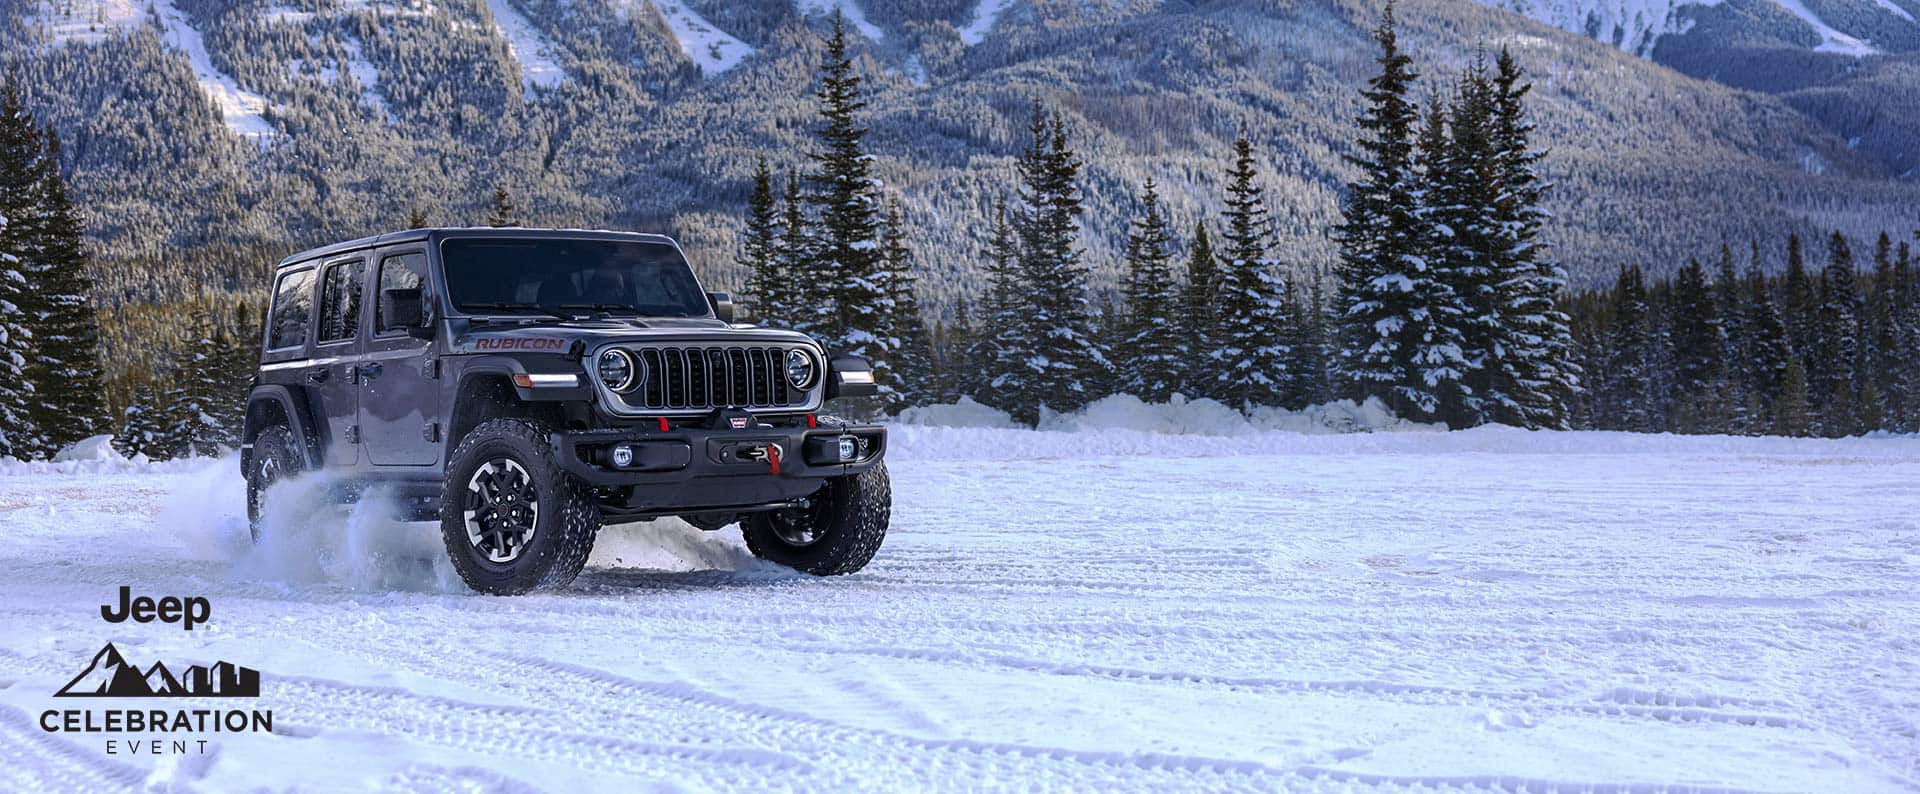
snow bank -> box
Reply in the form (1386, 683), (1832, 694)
(899, 394), (1433, 436)
(53, 434), (125, 463)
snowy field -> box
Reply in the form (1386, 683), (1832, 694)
(1, 421), (1918, 792)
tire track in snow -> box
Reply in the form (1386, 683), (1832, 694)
(0, 706), (145, 794)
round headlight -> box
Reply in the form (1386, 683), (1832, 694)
(597, 349), (639, 392)
(785, 349), (816, 389)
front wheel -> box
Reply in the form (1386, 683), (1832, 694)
(742, 462), (890, 575)
(441, 419), (601, 595)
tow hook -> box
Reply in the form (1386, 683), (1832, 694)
(740, 443), (783, 475)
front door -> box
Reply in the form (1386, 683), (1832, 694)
(313, 256), (368, 466)
(360, 250), (442, 466)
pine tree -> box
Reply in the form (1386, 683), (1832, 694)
(114, 384), (164, 460)
(1212, 133), (1292, 409)
(774, 172), (816, 333)
(1744, 257), (1791, 421)
(975, 197), (1033, 415)
(1813, 232), (1860, 436)
(1484, 48), (1577, 429)
(738, 159), (783, 321)
(0, 84), (41, 459)
(1783, 232), (1816, 375)
(1116, 179), (1183, 402)
(1335, 3), (1465, 423)
(485, 185), (519, 227)
(1427, 67), (1495, 427)
(1009, 105), (1107, 423)
(405, 207), (429, 229)
(1863, 232), (1902, 431)
(1775, 358), (1813, 437)
(1178, 220), (1220, 398)
(1668, 257), (1724, 432)
(1894, 241), (1918, 432)
(1603, 265), (1658, 432)
(876, 200), (932, 410)
(21, 126), (104, 456)
(804, 11), (888, 377)
(1286, 275), (1335, 408)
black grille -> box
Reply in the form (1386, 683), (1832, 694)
(627, 346), (803, 410)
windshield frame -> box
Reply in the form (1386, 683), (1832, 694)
(436, 234), (714, 321)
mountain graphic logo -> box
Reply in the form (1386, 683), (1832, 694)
(55, 643), (260, 698)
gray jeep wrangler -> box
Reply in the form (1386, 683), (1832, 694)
(241, 228), (890, 595)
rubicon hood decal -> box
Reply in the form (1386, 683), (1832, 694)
(468, 336), (569, 352)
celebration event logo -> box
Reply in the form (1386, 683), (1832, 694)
(39, 588), (274, 756)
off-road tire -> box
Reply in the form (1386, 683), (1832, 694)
(742, 462), (890, 575)
(246, 425), (303, 543)
(441, 419), (601, 595)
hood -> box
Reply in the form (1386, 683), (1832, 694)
(446, 317), (818, 355)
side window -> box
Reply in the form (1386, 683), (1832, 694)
(376, 253), (428, 334)
(267, 268), (316, 350)
(318, 260), (364, 344)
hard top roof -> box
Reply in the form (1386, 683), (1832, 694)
(276, 227), (680, 268)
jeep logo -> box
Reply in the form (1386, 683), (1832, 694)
(100, 586), (210, 631)
(473, 337), (567, 352)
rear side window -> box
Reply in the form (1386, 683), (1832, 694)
(376, 253), (428, 333)
(318, 260), (364, 344)
(267, 268), (316, 350)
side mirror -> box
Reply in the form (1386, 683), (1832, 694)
(825, 354), (879, 399)
(382, 288), (433, 337)
(706, 291), (735, 323)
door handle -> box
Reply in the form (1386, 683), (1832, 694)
(307, 367), (331, 384)
(360, 362), (384, 379)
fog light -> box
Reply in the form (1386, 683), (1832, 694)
(837, 437), (856, 462)
(611, 445), (635, 468)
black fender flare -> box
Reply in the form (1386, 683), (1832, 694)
(241, 385), (324, 474)
(457, 354), (593, 402)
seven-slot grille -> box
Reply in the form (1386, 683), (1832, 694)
(625, 346), (804, 410)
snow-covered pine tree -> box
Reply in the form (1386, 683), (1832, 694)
(0, 85), (42, 459)
(1894, 241), (1918, 432)
(114, 384), (164, 460)
(877, 200), (933, 410)
(22, 127), (105, 456)
(1178, 220), (1220, 399)
(1116, 179), (1183, 402)
(1603, 265), (1658, 432)
(1863, 233), (1902, 431)
(1668, 257), (1724, 432)
(738, 158), (783, 322)
(1212, 132), (1293, 409)
(805, 12), (889, 383)
(1428, 68), (1495, 427)
(1782, 232), (1816, 376)
(1774, 358), (1814, 437)
(1010, 105), (1107, 423)
(775, 171), (817, 333)
(1334, 3), (1466, 423)
(975, 198), (1035, 418)
(1744, 257), (1792, 428)
(484, 185), (519, 227)
(1814, 232), (1860, 436)
(1284, 274), (1334, 408)
(1484, 48), (1577, 429)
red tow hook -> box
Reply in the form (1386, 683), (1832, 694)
(765, 443), (782, 476)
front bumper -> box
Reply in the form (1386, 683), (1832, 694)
(550, 420), (885, 515)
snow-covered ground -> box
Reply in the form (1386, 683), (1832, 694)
(483, 0), (568, 91)
(644, 0), (754, 75)
(2, 425), (1918, 791)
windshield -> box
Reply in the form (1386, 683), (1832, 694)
(442, 238), (712, 318)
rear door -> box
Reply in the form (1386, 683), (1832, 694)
(360, 250), (442, 466)
(312, 256), (368, 466)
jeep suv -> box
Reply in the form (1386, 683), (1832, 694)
(240, 228), (890, 595)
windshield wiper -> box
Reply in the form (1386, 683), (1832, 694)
(461, 302), (573, 321)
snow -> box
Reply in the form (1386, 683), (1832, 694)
(797, 0), (885, 40)
(150, 0), (279, 140)
(645, 0), (755, 75)
(2, 429), (1918, 790)
(1771, 0), (1882, 55)
(483, 0), (568, 91)
(1873, 0), (1917, 23)
(52, 434), (125, 463)
(339, 36), (395, 122)
(22, 0), (144, 46)
(959, 0), (1009, 46)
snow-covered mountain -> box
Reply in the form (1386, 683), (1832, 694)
(1480, 0), (1920, 57)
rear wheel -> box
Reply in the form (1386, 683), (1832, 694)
(742, 462), (890, 575)
(245, 426), (303, 543)
(441, 419), (601, 595)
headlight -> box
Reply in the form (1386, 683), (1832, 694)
(597, 349), (639, 392)
(785, 349), (817, 389)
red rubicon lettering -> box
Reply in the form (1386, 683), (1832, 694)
(473, 337), (567, 352)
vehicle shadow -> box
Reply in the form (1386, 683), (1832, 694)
(570, 565), (814, 593)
